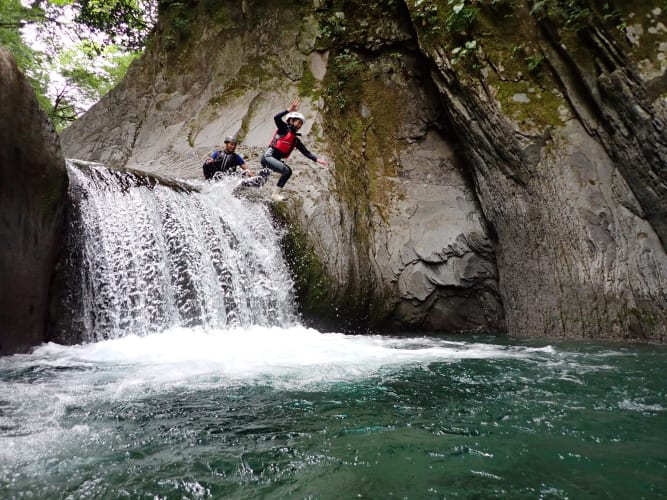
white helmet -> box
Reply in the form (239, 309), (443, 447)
(285, 111), (305, 124)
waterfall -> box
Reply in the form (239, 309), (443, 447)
(51, 160), (298, 343)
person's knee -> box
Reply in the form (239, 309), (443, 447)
(262, 155), (283, 173)
(260, 155), (270, 169)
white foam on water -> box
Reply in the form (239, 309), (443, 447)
(1, 326), (559, 407)
(618, 399), (664, 413)
(0, 326), (558, 466)
(26, 325), (550, 388)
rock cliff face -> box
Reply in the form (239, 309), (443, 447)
(408, 1), (667, 339)
(0, 48), (68, 354)
(60, 0), (667, 340)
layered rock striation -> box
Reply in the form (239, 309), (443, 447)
(408, 1), (667, 339)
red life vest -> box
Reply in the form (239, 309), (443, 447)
(269, 129), (297, 157)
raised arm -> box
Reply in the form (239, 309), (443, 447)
(273, 110), (289, 134)
(274, 98), (302, 132)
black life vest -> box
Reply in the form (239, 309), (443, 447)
(203, 150), (240, 179)
(269, 128), (298, 157)
(214, 151), (238, 172)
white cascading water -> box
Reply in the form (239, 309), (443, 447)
(64, 160), (298, 342)
(43, 161), (558, 388)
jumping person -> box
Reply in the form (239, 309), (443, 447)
(261, 99), (328, 201)
(203, 136), (253, 180)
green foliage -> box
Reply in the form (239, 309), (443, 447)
(156, 0), (197, 49)
(75, 0), (154, 50)
(60, 43), (139, 100)
(324, 51), (364, 113)
(410, 0), (516, 68)
(318, 12), (346, 43)
(0, 1), (37, 68)
(451, 39), (478, 65)
(530, 0), (592, 30)
(0, 0), (154, 129)
(34, 42), (139, 128)
(0, 0), (52, 106)
(446, 1), (479, 34)
(412, 0), (441, 29)
(105, 51), (138, 83)
(526, 54), (545, 74)
(172, 16), (189, 31)
(0, 0), (54, 119)
(411, 0), (515, 34)
(317, 0), (401, 45)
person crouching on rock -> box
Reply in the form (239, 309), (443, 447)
(203, 135), (253, 180)
(261, 98), (328, 201)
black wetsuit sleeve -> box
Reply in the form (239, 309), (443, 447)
(295, 140), (317, 162)
(274, 110), (289, 135)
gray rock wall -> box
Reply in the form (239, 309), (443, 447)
(58, 1), (667, 340)
(0, 48), (68, 354)
(410, 2), (667, 339)
(60, 0), (503, 335)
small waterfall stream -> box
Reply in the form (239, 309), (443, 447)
(54, 160), (298, 342)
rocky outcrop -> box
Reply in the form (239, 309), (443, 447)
(408, 2), (667, 339)
(0, 48), (68, 354)
(59, 1), (667, 340)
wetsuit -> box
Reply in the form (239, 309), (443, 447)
(203, 150), (245, 180)
(260, 110), (318, 188)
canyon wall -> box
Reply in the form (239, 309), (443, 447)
(59, 0), (667, 340)
(0, 48), (68, 354)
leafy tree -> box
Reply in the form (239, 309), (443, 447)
(54, 41), (139, 126)
(0, 0), (52, 109)
(0, 0), (156, 129)
(75, 0), (155, 50)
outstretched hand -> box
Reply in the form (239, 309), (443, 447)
(316, 158), (329, 166)
(288, 98), (300, 112)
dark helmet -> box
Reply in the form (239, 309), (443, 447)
(224, 135), (238, 144)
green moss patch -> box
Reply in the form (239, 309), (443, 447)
(273, 206), (338, 319)
(298, 62), (320, 99)
(478, 4), (567, 131)
(491, 78), (566, 130)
